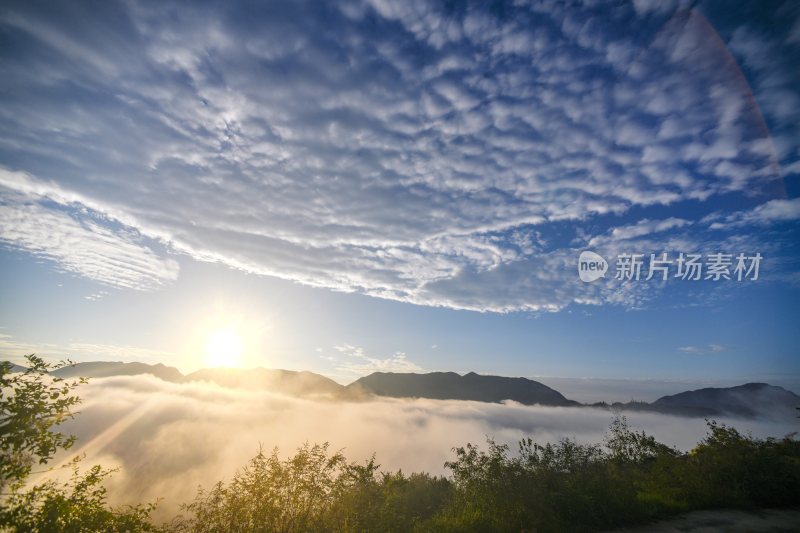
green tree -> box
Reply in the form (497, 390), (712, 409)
(0, 355), (84, 490)
(604, 414), (678, 464)
(1, 458), (159, 532)
(0, 354), (160, 532)
(174, 442), (358, 532)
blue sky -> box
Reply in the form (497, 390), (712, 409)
(0, 0), (798, 390)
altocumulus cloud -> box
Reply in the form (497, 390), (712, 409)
(0, 183), (178, 290)
(0, 0), (798, 311)
(48, 375), (799, 521)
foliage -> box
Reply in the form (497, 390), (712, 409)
(670, 421), (800, 509)
(0, 355), (84, 490)
(427, 416), (800, 532)
(3, 357), (799, 531)
(0, 457), (161, 532)
(0, 354), (159, 532)
(173, 442), (350, 532)
(173, 443), (451, 533)
(175, 416), (800, 532)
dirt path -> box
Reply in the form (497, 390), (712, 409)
(610, 508), (800, 532)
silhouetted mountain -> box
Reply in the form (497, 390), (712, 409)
(19, 359), (799, 418)
(652, 383), (800, 418)
(47, 361), (346, 399)
(1, 361), (28, 373)
(348, 371), (578, 406)
(51, 361), (184, 382)
(186, 367), (346, 398)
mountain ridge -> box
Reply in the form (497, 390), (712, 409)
(652, 382), (800, 418)
(347, 370), (578, 407)
(5, 360), (798, 418)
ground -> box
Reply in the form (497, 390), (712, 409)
(612, 509), (800, 532)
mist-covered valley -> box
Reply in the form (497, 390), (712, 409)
(46, 371), (799, 521)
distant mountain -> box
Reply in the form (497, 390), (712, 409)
(47, 361), (346, 399)
(51, 361), (184, 382)
(15, 359), (798, 418)
(348, 371), (578, 406)
(185, 368), (346, 399)
(1, 362), (29, 373)
(652, 383), (800, 418)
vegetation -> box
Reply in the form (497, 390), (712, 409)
(0, 355), (83, 491)
(171, 443), (452, 533)
(0, 355), (160, 532)
(171, 418), (800, 532)
(2, 354), (800, 532)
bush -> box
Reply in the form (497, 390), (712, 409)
(4, 358), (799, 532)
(0, 355), (159, 532)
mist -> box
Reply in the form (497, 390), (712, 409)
(46, 375), (798, 522)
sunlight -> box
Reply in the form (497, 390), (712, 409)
(206, 328), (243, 368)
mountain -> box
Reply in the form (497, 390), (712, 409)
(46, 361), (346, 399)
(652, 383), (800, 418)
(14, 359), (798, 418)
(1, 362), (29, 373)
(185, 368), (347, 398)
(50, 361), (184, 382)
(348, 371), (578, 406)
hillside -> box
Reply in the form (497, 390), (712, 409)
(6, 360), (798, 417)
(185, 367), (346, 398)
(46, 361), (347, 398)
(50, 361), (184, 382)
(348, 371), (578, 406)
(652, 382), (800, 418)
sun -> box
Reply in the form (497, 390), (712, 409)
(206, 328), (243, 368)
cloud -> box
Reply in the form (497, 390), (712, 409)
(331, 344), (424, 376)
(589, 218), (691, 247)
(0, 332), (177, 365)
(83, 290), (110, 301)
(706, 197), (800, 230)
(0, 189), (179, 291)
(44, 375), (798, 522)
(678, 343), (729, 355)
(0, 0), (797, 311)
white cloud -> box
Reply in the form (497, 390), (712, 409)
(83, 290), (110, 301)
(0, 0), (796, 312)
(0, 332), (177, 365)
(0, 195), (179, 290)
(678, 344), (729, 355)
(331, 344), (424, 376)
(706, 198), (800, 230)
(590, 218), (691, 247)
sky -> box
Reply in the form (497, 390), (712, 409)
(0, 0), (798, 390)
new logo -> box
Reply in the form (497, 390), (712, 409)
(578, 251), (607, 282)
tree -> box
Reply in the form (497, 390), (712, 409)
(604, 414), (678, 464)
(0, 355), (84, 491)
(1, 458), (160, 532)
(174, 442), (356, 532)
(0, 354), (160, 532)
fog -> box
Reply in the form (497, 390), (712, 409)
(536, 376), (800, 404)
(46, 375), (798, 522)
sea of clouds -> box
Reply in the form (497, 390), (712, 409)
(39, 375), (798, 522)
